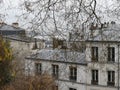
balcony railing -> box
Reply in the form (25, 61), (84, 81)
(91, 57), (98, 62)
(69, 76), (77, 81)
(107, 81), (115, 86)
(91, 80), (98, 85)
(52, 74), (59, 79)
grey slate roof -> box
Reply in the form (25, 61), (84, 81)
(3, 35), (42, 43)
(0, 23), (42, 42)
(26, 49), (87, 65)
(0, 24), (24, 31)
(88, 24), (120, 41)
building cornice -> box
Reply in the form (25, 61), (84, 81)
(25, 57), (87, 66)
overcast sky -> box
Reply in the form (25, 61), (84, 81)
(0, 0), (24, 24)
(0, 0), (118, 28)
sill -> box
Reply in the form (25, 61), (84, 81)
(69, 79), (77, 82)
(89, 61), (116, 64)
(107, 61), (115, 63)
(69, 76), (77, 82)
(91, 58), (98, 62)
(91, 83), (98, 85)
(52, 76), (59, 79)
(35, 72), (42, 76)
(91, 60), (98, 62)
(107, 85), (115, 87)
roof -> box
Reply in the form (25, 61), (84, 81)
(87, 23), (120, 41)
(0, 23), (24, 31)
(3, 35), (42, 43)
(26, 49), (87, 65)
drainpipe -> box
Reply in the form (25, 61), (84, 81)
(118, 45), (120, 90)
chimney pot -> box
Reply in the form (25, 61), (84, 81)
(12, 22), (19, 28)
(101, 23), (104, 29)
(111, 21), (116, 24)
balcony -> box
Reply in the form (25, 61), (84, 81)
(69, 76), (77, 82)
(91, 80), (98, 85)
(107, 81), (115, 86)
(35, 71), (42, 76)
(91, 57), (98, 62)
(52, 74), (59, 79)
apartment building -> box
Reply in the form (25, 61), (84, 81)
(25, 49), (87, 90)
(86, 21), (120, 90)
(86, 40), (119, 90)
(25, 21), (120, 90)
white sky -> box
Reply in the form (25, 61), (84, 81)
(0, 0), (118, 28)
(0, 0), (24, 24)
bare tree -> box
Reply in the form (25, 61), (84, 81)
(17, 0), (100, 40)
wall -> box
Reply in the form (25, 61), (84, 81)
(25, 41), (120, 90)
(25, 59), (87, 90)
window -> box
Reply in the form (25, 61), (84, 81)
(91, 47), (98, 61)
(35, 63), (42, 75)
(69, 88), (76, 90)
(52, 65), (59, 79)
(91, 70), (98, 85)
(108, 47), (115, 62)
(69, 67), (77, 81)
(107, 71), (115, 86)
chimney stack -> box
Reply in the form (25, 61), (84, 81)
(111, 21), (116, 25)
(0, 21), (5, 26)
(12, 22), (19, 28)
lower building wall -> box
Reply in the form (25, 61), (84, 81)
(25, 59), (118, 90)
(57, 80), (117, 90)
(57, 81), (86, 90)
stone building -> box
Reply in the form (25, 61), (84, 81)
(25, 22), (120, 90)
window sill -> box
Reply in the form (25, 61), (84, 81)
(69, 79), (77, 82)
(107, 61), (115, 63)
(52, 75), (59, 79)
(91, 61), (98, 62)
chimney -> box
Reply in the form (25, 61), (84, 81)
(107, 22), (109, 27)
(69, 32), (72, 41)
(104, 22), (107, 28)
(0, 21), (4, 26)
(12, 22), (19, 28)
(96, 24), (98, 28)
(101, 23), (104, 29)
(90, 23), (94, 30)
(111, 21), (116, 25)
